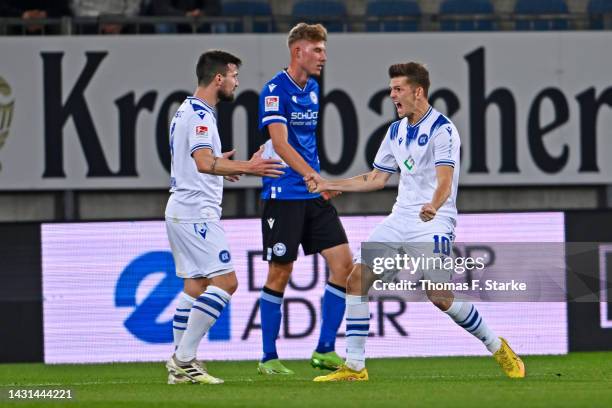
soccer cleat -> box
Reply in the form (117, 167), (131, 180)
(313, 365), (369, 382)
(257, 359), (295, 375)
(493, 337), (526, 378)
(167, 372), (194, 384)
(311, 351), (344, 370)
(166, 355), (224, 384)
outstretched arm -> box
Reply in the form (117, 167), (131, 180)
(192, 146), (285, 178)
(305, 169), (392, 193)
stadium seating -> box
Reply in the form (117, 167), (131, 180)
(588, 0), (612, 29)
(292, 0), (347, 32)
(222, 1), (274, 33)
(514, 0), (569, 30)
(365, 0), (421, 32)
(439, 0), (495, 31)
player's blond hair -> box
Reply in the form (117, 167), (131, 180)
(287, 23), (328, 47)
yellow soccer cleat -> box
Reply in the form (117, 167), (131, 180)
(313, 365), (369, 382)
(493, 337), (526, 378)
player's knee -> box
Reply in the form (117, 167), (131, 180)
(346, 268), (362, 293)
(225, 276), (238, 295)
(427, 290), (453, 311)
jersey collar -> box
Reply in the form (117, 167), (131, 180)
(283, 69), (307, 92)
(407, 106), (433, 128)
(187, 96), (216, 113)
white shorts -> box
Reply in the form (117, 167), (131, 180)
(165, 220), (234, 279)
(356, 212), (456, 283)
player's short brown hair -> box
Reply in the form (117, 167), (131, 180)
(287, 23), (328, 47)
(388, 62), (430, 97)
(196, 49), (242, 86)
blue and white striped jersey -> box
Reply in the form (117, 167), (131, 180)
(373, 106), (461, 220)
(165, 96), (223, 222)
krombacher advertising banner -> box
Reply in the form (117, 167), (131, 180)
(0, 32), (610, 189)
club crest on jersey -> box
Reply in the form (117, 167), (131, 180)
(195, 125), (208, 136)
(310, 91), (318, 104)
(273, 242), (286, 256)
(404, 156), (416, 172)
(265, 96), (279, 112)
(418, 134), (428, 146)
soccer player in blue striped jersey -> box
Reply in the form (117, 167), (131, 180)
(307, 62), (525, 381)
(164, 50), (284, 384)
(256, 23), (354, 375)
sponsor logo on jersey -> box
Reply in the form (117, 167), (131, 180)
(267, 218), (275, 229)
(273, 242), (286, 256)
(290, 110), (318, 120)
(404, 156), (416, 172)
(195, 125), (208, 136)
(268, 83), (277, 92)
(265, 96), (279, 112)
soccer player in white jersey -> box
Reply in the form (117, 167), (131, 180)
(164, 50), (284, 384)
(306, 62), (526, 381)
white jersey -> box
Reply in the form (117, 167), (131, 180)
(373, 106), (460, 220)
(165, 96), (223, 223)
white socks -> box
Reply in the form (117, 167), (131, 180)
(172, 292), (195, 349)
(345, 295), (370, 371)
(175, 286), (231, 362)
(444, 300), (502, 353)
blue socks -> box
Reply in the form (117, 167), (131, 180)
(260, 286), (283, 362)
(316, 282), (346, 353)
(260, 282), (347, 362)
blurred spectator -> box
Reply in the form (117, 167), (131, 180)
(0, 0), (71, 34)
(71, 0), (143, 34)
(144, 0), (222, 33)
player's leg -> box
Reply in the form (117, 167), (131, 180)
(314, 216), (402, 382)
(303, 198), (352, 370)
(419, 218), (525, 378)
(258, 199), (304, 375)
(258, 261), (295, 374)
(173, 277), (208, 350)
(167, 277), (208, 384)
(169, 272), (237, 384)
(165, 220), (237, 384)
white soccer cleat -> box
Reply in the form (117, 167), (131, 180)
(167, 355), (224, 385)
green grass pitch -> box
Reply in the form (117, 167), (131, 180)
(1, 352), (611, 408)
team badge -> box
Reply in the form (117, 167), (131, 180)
(417, 134), (428, 146)
(219, 250), (231, 263)
(273, 242), (286, 256)
(265, 96), (279, 112)
(404, 156), (416, 172)
(195, 125), (208, 136)
(310, 91), (318, 104)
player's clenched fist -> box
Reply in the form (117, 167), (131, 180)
(419, 203), (437, 222)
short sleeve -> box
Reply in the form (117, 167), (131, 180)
(188, 112), (216, 156)
(258, 82), (287, 130)
(372, 127), (399, 173)
(433, 125), (459, 168)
